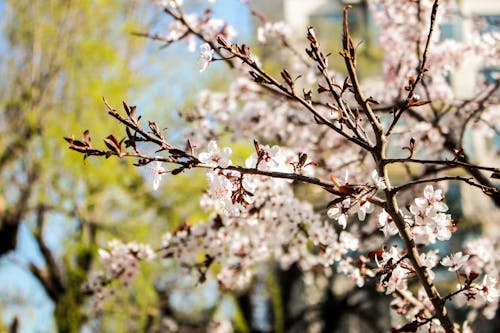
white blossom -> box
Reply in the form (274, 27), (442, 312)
(257, 21), (290, 43)
(198, 140), (232, 168)
(149, 160), (166, 191)
(198, 43), (214, 72)
(371, 170), (386, 189)
(327, 198), (351, 229)
(441, 252), (469, 271)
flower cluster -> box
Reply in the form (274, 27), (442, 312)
(157, 145), (368, 290)
(409, 185), (453, 245)
(98, 240), (156, 286)
(158, 5), (236, 52)
(84, 240), (156, 310)
(452, 236), (500, 321)
(257, 21), (290, 43)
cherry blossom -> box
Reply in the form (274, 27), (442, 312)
(198, 140), (232, 168)
(420, 249), (440, 281)
(478, 275), (499, 304)
(257, 21), (290, 43)
(85, 240), (155, 309)
(149, 160), (166, 191)
(327, 198), (351, 229)
(371, 170), (386, 190)
(198, 43), (214, 72)
(441, 252), (470, 272)
(152, 0), (183, 8)
(353, 196), (373, 221)
(377, 210), (399, 237)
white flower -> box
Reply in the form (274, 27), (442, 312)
(479, 275), (499, 303)
(441, 252), (469, 271)
(198, 140), (232, 168)
(420, 250), (440, 281)
(354, 196), (373, 221)
(97, 240), (155, 290)
(383, 265), (406, 295)
(377, 210), (399, 237)
(339, 231), (359, 251)
(416, 319), (446, 333)
(167, 20), (188, 41)
(198, 43), (214, 72)
(244, 144), (293, 173)
(257, 21), (290, 43)
(432, 213), (452, 241)
(327, 198), (351, 229)
(150, 160), (166, 191)
(379, 245), (400, 267)
(411, 185), (448, 216)
(371, 170), (386, 189)
(169, 0), (183, 7)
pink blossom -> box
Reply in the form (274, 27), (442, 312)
(441, 252), (470, 271)
(327, 198), (351, 229)
(198, 140), (232, 168)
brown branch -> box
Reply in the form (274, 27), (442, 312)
(374, 3), (458, 326)
(306, 26), (369, 144)
(341, 7), (383, 140)
(217, 42), (372, 151)
(154, 4), (372, 135)
(0, 166), (39, 255)
(33, 204), (66, 301)
(106, 151), (387, 207)
(458, 79), (500, 145)
(103, 98), (176, 152)
(221, 165), (385, 206)
(392, 175), (498, 199)
(382, 195), (457, 333)
(383, 158), (499, 173)
(9, 316), (19, 333)
(395, 288), (433, 316)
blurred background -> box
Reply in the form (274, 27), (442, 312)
(0, 0), (498, 332)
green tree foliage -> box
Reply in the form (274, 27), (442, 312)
(0, 0), (191, 331)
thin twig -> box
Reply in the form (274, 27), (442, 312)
(342, 7), (383, 140)
(383, 158), (499, 173)
(391, 176), (498, 199)
(385, 0), (440, 136)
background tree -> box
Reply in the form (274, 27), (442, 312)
(0, 0), (188, 331)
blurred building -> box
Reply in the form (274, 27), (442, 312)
(253, 0), (373, 47)
(450, 0), (500, 234)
